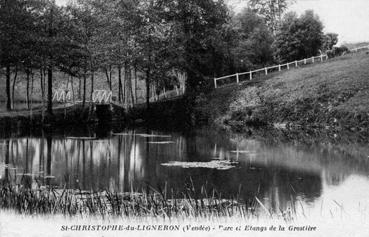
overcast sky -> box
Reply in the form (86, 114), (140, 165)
(56, 0), (369, 44)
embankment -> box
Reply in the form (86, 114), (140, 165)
(196, 52), (369, 133)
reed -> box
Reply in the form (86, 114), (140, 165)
(0, 182), (294, 221)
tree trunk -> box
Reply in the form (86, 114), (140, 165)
(5, 140), (10, 181)
(26, 70), (30, 109)
(90, 57), (94, 102)
(40, 68), (45, 100)
(129, 67), (134, 106)
(47, 6), (54, 117)
(6, 65), (11, 111)
(90, 70), (94, 101)
(82, 73), (87, 108)
(47, 66), (53, 116)
(31, 72), (34, 110)
(78, 77), (82, 99)
(104, 68), (110, 85)
(134, 66), (137, 104)
(118, 65), (123, 103)
(109, 65), (112, 91)
(104, 66), (113, 91)
(125, 66), (129, 106)
(11, 66), (18, 108)
(43, 68), (46, 97)
(145, 70), (150, 110)
(123, 64), (126, 105)
(70, 76), (75, 102)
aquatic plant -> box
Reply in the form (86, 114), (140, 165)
(0, 181), (294, 221)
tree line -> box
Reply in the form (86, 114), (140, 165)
(0, 0), (339, 115)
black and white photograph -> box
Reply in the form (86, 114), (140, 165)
(0, 0), (368, 236)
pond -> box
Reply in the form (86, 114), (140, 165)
(1, 127), (369, 218)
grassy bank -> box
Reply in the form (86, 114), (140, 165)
(199, 51), (369, 132)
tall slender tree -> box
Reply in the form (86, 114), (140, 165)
(248, 0), (294, 34)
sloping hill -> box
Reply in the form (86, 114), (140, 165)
(200, 51), (369, 131)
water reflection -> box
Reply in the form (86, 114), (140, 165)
(1, 128), (369, 216)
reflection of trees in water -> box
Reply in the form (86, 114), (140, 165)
(228, 133), (369, 183)
(0, 129), (369, 214)
(0, 135), (136, 192)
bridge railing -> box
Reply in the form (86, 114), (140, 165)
(214, 54), (329, 89)
(53, 89), (113, 104)
(92, 90), (112, 104)
(52, 86), (185, 106)
(53, 90), (72, 103)
(149, 86), (185, 102)
(122, 86), (185, 108)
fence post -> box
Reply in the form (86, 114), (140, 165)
(249, 71), (252, 80)
(265, 68), (268, 75)
(236, 73), (240, 84)
(320, 55), (323, 62)
(295, 61), (298, 67)
(304, 59), (307, 65)
(214, 78), (217, 89)
(287, 63), (290, 70)
(312, 57), (315, 63)
(278, 65), (281, 71)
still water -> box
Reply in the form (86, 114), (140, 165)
(1, 127), (369, 217)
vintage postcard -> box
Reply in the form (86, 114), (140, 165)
(0, 0), (368, 236)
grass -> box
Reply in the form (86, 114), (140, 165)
(0, 181), (296, 221)
(201, 51), (369, 130)
(1, 185), (369, 237)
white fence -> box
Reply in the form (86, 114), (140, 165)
(214, 54), (329, 89)
(214, 44), (369, 89)
(351, 45), (369, 53)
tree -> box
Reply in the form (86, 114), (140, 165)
(322, 33), (338, 51)
(273, 10), (324, 62)
(168, 0), (229, 92)
(67, 0), (100, 108)
(135, 0), (178, 109)
(31, 0), (69, 117)
(0, 0), (36, 110)
(231, 8), (274, 71)
(248, 0), (294, 34)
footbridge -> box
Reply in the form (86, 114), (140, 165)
(53, 86), (185, 106)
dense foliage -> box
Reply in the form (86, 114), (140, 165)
(0, 0), (337, 112)
(273, 10), (324, 62)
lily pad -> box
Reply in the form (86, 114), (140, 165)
(67, 137), (96, 140)
(148, 141), (175, 144)
(230, 150), (252, 153)
(137, 134), (172, 138)
(161, 160), (238, 170)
